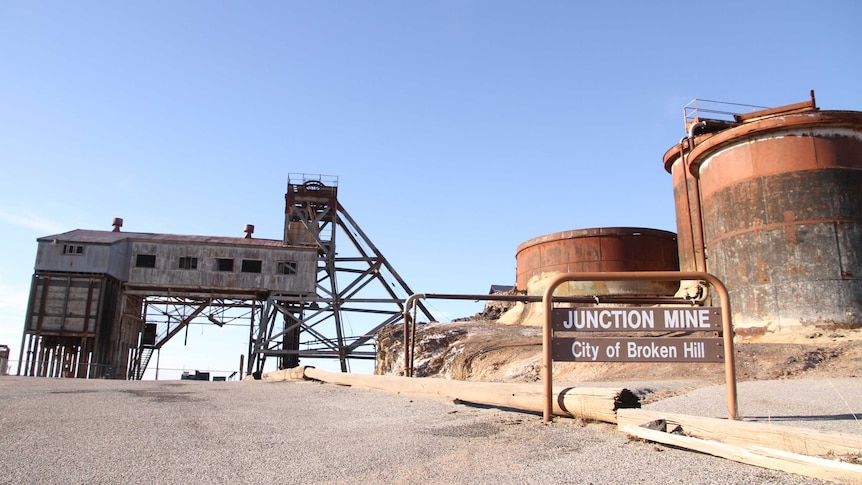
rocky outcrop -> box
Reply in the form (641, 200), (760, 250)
(376, 319), (862, 383)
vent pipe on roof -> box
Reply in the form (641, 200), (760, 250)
(112, 218), (123, 232)
(688, 120), (708, 141)
(244, 224), (254, 238)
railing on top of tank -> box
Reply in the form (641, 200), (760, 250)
(287, 173), (339, 189)
(684, 98), (770, 127)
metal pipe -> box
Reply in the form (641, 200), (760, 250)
(543, 271), (737, 424)
(691, 170), (708, 272)
(679, 137), (700, 271)
(402, 293), (425, 376)
(404, 293), (701, 305)
(688, 120), (707, 140)
(686, 122), (709, 273)
(409, 301), (418, 377)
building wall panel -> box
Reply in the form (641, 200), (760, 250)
(27, 276), (101, 334)
(128, 241), (316, 293)
(35, 242), (103, 272)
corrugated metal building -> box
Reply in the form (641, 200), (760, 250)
(19, 224), (317, 379)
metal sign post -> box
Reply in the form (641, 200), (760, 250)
(542, 271), (737, 423)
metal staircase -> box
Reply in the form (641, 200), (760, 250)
(131, 347), (154, 380)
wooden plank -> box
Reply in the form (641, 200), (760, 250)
(617, 408), (862, 456)
(294, 367), (637, 423)
(621, 424), (862, 485)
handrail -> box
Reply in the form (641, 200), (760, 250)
(401, 291), (708, 378)
(684, 98), (770, 125)
(542, 271), (737, 423)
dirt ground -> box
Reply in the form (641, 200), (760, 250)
(376, 319), (862, 390)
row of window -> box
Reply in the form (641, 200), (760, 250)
(135, 254), (297, 275)
(58, 244), (299, 275)
(63, 244), (85, 255)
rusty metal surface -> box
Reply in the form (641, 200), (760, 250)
(515, 227), (680, 296)
(703, 170), (862, 335)
(667, 109), (862, 335)
(695, 130), (862, 201)
(733, 98), (816, 122)
(669, 154), (706, 272)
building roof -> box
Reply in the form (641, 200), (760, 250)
(37, 229), (296, 249)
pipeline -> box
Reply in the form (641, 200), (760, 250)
(678, 119), (710, 273)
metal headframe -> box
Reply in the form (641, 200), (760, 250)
(248, 175), (434, 374)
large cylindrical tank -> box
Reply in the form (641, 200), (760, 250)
(515, 227), (680, 297)
(663, 109), (862, 337)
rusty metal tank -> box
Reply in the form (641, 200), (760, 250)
(515, 227), (680, 297)
(663, 101), (862, 337)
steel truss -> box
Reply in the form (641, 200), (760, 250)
(128, 175), (433, 379)
(249, 175), (434, 374)
(127, 294), (265, 380)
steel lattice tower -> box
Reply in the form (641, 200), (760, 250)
(247, 174), (434, 374)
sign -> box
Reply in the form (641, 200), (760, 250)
(552, 307), (722, 332)
(552, 337), (725, 363)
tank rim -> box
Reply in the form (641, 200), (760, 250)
(516, 227), (678, 255)
(660, 110), (862, 176)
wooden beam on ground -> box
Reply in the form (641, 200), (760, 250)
(258, 367), (307, 381)
(621, 424), (862, 485)
(617, 408), (862, 456)
(262, 366), (639, 424)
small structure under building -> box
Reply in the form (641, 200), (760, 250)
(0, 344), (9, 375)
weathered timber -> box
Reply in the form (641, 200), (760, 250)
(259, 367), (307, 381)
(617, 408), (862, 456)
(621, 424), (862, 485)
(264, 366), (639, 424)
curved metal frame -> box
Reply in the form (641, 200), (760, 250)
(542, 271), (737, 423)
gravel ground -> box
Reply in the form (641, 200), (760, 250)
(560, 377), (862, 434)
(644, 377), (862, 434)
(0, 375), (855, 485)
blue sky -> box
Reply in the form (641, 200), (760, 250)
(1, 1), (860, 377)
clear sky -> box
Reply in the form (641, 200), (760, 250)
(1, 1), (860, 378)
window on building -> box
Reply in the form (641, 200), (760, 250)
(179, 257), (198, 270)
(277, 261), (297, 275)
(215, 258), (234, 272)
(241, 259), (263, 273)
(63, 244), (84, 255)
(136, 254), (156, 268)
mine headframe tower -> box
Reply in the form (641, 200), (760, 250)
(248, 174), (434, 374)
